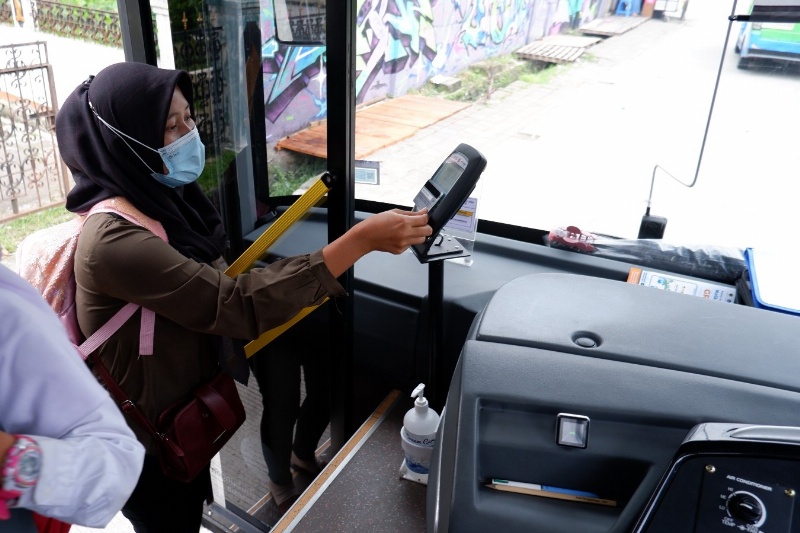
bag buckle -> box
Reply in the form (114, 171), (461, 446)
(120, 400), (136, 413)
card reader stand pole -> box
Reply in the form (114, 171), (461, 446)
(412, 233), (470, 410)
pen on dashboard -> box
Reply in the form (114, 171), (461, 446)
(486, 479), (617, 507)
(491, 479), (599, 498)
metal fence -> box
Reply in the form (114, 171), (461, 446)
(288, 14), (325, 43)
(30, 0), (122, 47)
(0, 4), (231, 222)
(0, 41), (67, 221)
(174, 25), (229, 149)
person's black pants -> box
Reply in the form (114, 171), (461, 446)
(249, 319), (330, 485)
(121, 454), (211, 533)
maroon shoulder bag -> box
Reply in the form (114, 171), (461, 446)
(90, 355), (246, 483)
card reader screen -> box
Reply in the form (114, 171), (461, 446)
(410, 143), (486, 261)
(431, 153), (468, 193)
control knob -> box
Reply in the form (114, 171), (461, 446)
(726, 491), (764, 525)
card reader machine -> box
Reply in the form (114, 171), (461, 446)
(411, 143), (487, 261)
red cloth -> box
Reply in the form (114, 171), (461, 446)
(33, 514), (71, 533)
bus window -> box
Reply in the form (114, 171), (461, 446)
(736, 1), (800, 69)
(334, 0), (799, 255)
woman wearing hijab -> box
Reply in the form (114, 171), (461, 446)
(55, 62), (431, 532)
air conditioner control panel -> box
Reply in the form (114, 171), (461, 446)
(634, 424), (800, 533)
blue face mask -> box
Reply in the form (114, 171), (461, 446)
(89, 101), (206, 188)
(150, 127), (205, 188)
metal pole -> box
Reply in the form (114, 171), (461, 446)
(117, 0), (157, 65)
(428, 260), (444, 410)
(326, 0), (357, 450)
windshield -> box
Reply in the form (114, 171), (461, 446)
(338, 0), (796, 254)
(259, 0), (800, 254)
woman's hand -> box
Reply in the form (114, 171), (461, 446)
(358, 208), (432, 254)
(0, 431), (15, 467)
(322, 208), (432, 277)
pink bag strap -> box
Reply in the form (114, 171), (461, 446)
(139, 309), (156, 356)
(87, 197), (168, 242)
(78, 303), (140, 360)
(80, 197), (166, 357)
(77, 305), (156, 358)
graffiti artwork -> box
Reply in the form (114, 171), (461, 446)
(257, 0), (596, 142)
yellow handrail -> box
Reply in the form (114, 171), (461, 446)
(223, 174), (333, 357)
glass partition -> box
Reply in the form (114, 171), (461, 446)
(151, 1), (332, 529)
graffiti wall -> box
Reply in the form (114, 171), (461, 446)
(259, 0), (606, 142)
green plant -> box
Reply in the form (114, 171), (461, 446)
(0, 206), (75, 254)
(269, 155), (327, 196)
(413, 54), (565, 103)
(59, 0), (117, 10)
(196, 149), (238, 194)
(519, 63), (566, 84)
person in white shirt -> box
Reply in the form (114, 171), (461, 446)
(0, 263), (145, 531)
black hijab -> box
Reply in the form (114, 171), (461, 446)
(57, 62), (227, 263)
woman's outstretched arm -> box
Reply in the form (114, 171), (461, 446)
(322, 208), (432, 278)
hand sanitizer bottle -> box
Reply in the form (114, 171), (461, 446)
(400, 383), (440, 479)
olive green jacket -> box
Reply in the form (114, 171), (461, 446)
(75, 213), (344, 452)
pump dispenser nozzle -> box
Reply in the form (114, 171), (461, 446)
(411, 383), (428, 409)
